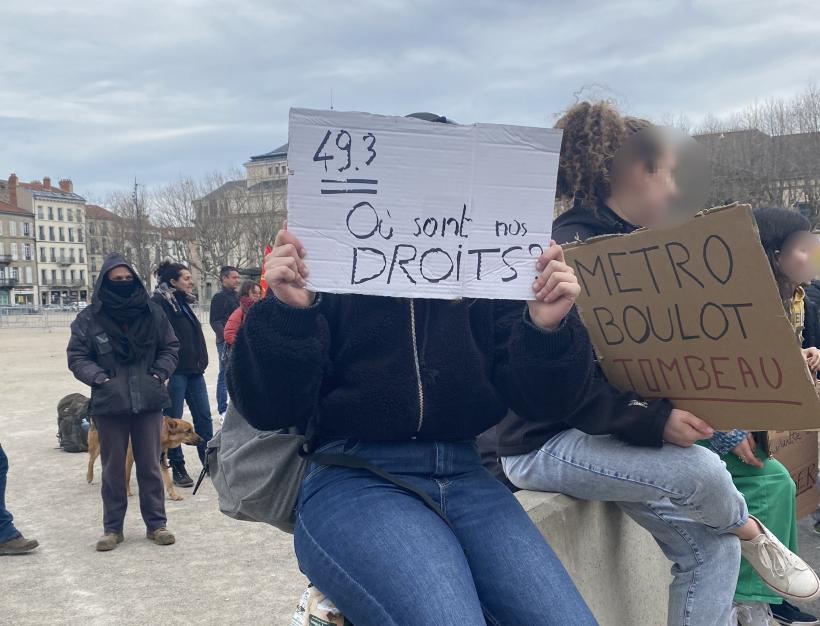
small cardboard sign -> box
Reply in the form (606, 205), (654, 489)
(287, 108), (563, 300)
(564, 203), (820, 431)
(769, 431), (819, 520)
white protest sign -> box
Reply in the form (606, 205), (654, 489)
(287, 108), (562, 300)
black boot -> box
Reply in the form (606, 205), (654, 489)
(171, 461), (194, 488)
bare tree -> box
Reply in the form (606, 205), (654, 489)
(105, 182), (159, 283)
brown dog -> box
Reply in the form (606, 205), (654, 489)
(86, 417), (204, 501)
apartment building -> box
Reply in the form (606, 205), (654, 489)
(0, 196), (37, 305)
(10, 174), (89, 305)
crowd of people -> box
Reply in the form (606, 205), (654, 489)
(1, 100), (820, 626)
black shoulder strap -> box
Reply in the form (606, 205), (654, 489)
(310, 451), (453, 530)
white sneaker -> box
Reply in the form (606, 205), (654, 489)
(740, 516), (820, 603)
(734, 602), (777, 626)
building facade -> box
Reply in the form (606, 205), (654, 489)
(11, 175), (89, 305)
(0, 197), (37, 306)
(85, 204), (120, 289)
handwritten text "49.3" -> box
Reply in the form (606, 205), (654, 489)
(313, 129), (377, 172)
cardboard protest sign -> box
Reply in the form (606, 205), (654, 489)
(564, 203), (820, 431)
(287, 108), (563, 300)
(769, 431), (820, 520)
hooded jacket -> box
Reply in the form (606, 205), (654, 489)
(494, 202), (673, 456)
(67, 254), (179, 417)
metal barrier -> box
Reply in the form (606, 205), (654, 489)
(0, 304), (210, 330)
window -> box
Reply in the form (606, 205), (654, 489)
(59, 247), (65, 261)
(11, 267), (18, 280)
(48, 207), (53, 220)
(79, 249), (85, 263)
(68, 228), (74, 242)
(24, 244), (31, 261)
(51, 269), (56, 283)
(61, 270), (67, 284)
(10, 243), (17, 260)
(50, 248), (56, 262)
(37, 206), (44, 219)
(59, 227), (65, 242)
(77, 209), (83, 223)
(0, 242), (3, 255)
(268, 167), (273, 175)
(80, 269), (85, 282)
(89, 222), (96, 235)
(70, 270), (75, 282)
(23, 222), (30, 236)
(67, 208), (73, 221)
(38, 226), (45, 240)
(91, 258), (97, 272)
(39, 247), (45, 262)
(57, 207), (64, 220)
(41, 269), (47, 285)
(0, 221), (3, 235)
(9, 221), (16, 236)
(49, 226), (55, 241)
(25, 267), (32, 284)
(78, 228), (84, 242)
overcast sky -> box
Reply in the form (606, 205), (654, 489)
(2, 0), (819, 198)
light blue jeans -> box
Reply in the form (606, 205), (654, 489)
(503, 429), (748, 626)
(296, 439), (598, 626)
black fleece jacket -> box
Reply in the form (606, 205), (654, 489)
(495, 202), (672, 456)
(227, 293), (598, 442)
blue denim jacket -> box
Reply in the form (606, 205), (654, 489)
(708, 430), (749, 456)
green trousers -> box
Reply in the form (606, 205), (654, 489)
(722, 446), (797, 604)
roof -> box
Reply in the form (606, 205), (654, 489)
(19, 181), (86, 203)
(84, 204), (120, 221)
(248, 143), (288, 162)
(0, 199), (33, 217)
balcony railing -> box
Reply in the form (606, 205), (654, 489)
(41, 278), (87, 287)
(0, 254), (11, 265)
(0, 278), (19, 287)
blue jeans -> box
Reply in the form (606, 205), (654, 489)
(216, 343), (228, 414)
(295, 439), (598, 626)
(503, 429), (748, 626)
(0, 445), (20, 543)
(165, 373), (214, 465)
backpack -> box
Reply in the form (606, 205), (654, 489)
(196, 404), (452, 533)
(57, 393), (90, 453)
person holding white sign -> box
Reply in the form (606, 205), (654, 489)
(227, 194), (601, 623)
(498, 101), (819, 626)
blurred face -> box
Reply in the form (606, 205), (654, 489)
(107, 266), (134, 282)
(250, 285), (262, 302)
(620, 149), (679, 228)
(222, 270), (240, 291)
(171, 269), (194, 295)
(778, 232), (819, 285)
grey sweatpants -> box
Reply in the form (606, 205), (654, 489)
(95, 411), (166, 533)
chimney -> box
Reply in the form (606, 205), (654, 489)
(8, 173), (17, 207)
(58, 178), (73, 193)
(42, 176), (51, 189)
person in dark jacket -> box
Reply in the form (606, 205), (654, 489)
(152, 261), (213, 487)
(228, 187), (600, 622)
(496, 101), (817, 626)
(67, 253), (179, 551)
(209, 266), (239, 418)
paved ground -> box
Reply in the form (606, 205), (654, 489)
(0, 326), (305, 625)
(4, 325), (820, 624)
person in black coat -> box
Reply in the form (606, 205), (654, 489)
(67, 253), (179, 551)
(209, 266), (240, 417)
(152, 261), (213, 486)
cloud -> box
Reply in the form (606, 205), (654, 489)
(0, 0), (818, 196)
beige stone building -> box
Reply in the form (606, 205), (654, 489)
(0, 195), (37, 306)
(11, 174), (90, 305)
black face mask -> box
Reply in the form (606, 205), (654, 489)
(105, 278), (138, 298)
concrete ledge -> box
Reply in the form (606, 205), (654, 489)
(517, 490), (672, 626)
